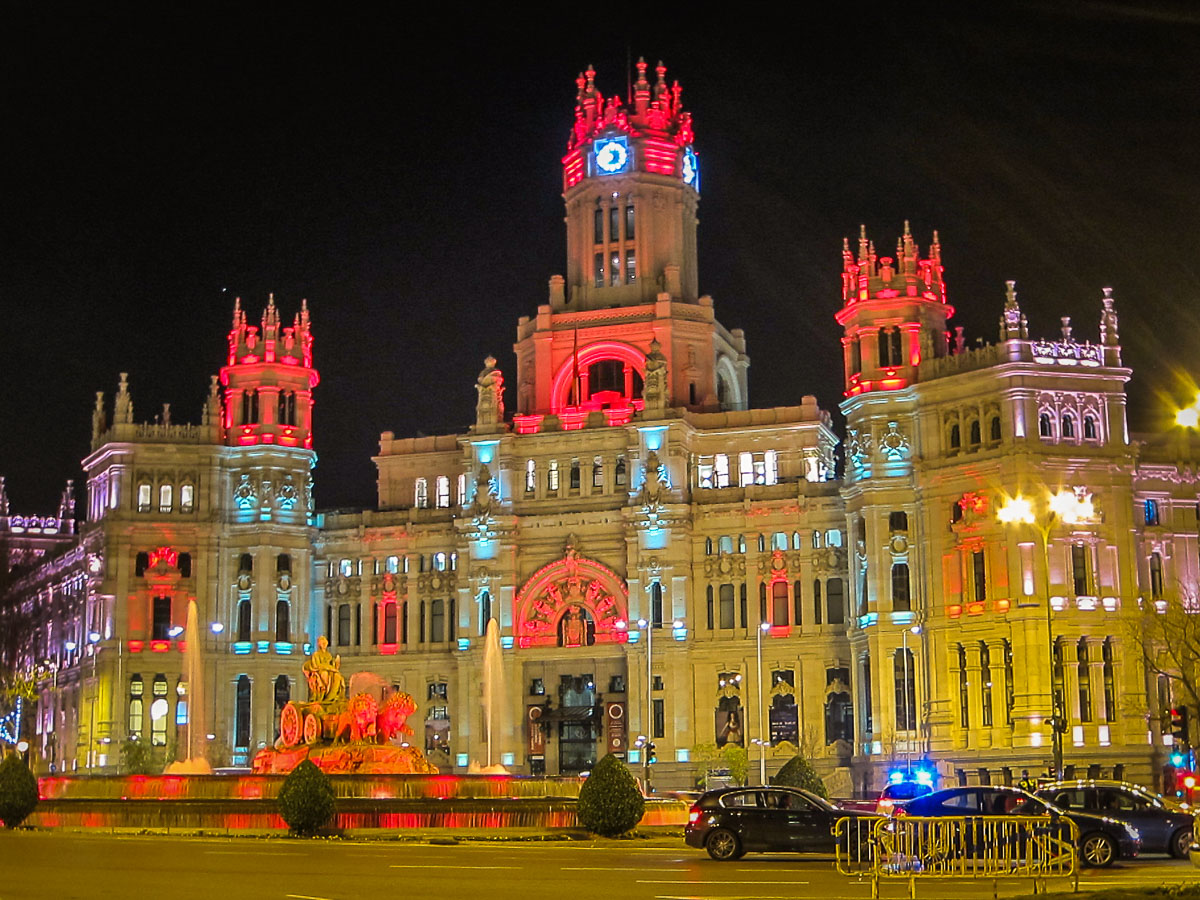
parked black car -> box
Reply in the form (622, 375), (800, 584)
(685, 786), (878, 860)
(1035, 780), (1193, 858)
(901, 785), (1140, 867)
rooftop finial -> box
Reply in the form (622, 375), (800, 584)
(857, 225), (869, 263)
(1000, 279), (1027, 340)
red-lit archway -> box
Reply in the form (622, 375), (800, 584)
(515, 543), (629, 648)
(549, 341), (647, 414)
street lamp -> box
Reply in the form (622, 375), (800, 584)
(636, 617), (654, 793)
(755, 620), (770, 785)
(998, 489), (1089, 780)
(902, 625), (921, 774)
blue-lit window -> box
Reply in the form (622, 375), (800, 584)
(1144, 499), (1160, 526)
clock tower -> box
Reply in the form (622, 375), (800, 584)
(514, 60), (747, 418)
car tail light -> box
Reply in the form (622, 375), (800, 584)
(688, 805), (701, 824)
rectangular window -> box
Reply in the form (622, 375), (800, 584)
(972, 550), (987, 603)
(592, 456), (604, 488)
(718, 584), (735, 629)
(714, 454), (730, 488)
(435, 475), (450, 509)
(594, 208), (603, 244)
(594, 253), (604, 288)
(1145, 499), (1160, 526)
(610, 252), (621, 286)
(180, 484), (194, 513)
(892, 563), (911, 611)
(625, 250), (635, 282)
(738, 452), (753, 487)
(337, 604), (352, 646)
(159, 484), (173, 513)
(958, 646), (970, 729)
(137, 483), (152, 513)
(771, 581), (789, 626)
(652, 698), (664, 739)
(753, 456), (768, 485)
(1071, 543), (1090, 595)
(430, 599), (445, 643)
(609, 206), (619, 243)
(525, 460), (536, 493)
(625, 204), (635, 240)
(827, 578), (845, 625)
(152, 596), (171, 641)
(548, 460), (560, 492)
(1078, 642), (1093, 723)
(697, 461), (714, 489)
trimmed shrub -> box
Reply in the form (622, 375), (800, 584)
(576, 753), (645, 837)
(0, 754), (38, 828)
(771, 754), (829, 799)
(277, 759), (336, 836)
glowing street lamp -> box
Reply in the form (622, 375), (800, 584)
(1175, 393), (1200, 429)
(756, 620), (770, 785)
(997, 489), (1089, 780)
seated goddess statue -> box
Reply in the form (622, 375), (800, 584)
(303, 636), (346, 703)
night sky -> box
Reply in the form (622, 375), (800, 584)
(3, 7), (1198, 514)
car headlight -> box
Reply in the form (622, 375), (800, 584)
(1124, 824), (1140, 841)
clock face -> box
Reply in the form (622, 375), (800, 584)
(593, 137), (630, 175)
(682, 146), (700, 190)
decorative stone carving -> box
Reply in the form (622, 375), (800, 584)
(513, 539), (628, 648)
(846, 428), (872, 469)
(704, 553), (746, 578)
(879, 420), (909, 461)
(234, 474), (256, 510)
(642, 339), (668, 413)
(475, 356), (505, 429)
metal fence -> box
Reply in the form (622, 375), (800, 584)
(835, 815), (1079, 898)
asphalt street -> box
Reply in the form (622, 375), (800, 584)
(0, 832), (1196, 900)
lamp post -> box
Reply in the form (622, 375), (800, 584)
(756, 620), (770, 785)
(998, 491), (1089, 781)
(636, 617), (653, 793)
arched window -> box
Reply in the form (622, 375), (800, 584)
(180, 483), (195, 513)
(457, 473), (467, 505)
(277, 553), (290, 573)
(430, 599), (445, 643)
(891, 562), (911, 611)
(525, 459), (536, 493)
(969, 420), (981, 446)
(569, 459), (581, 490)
(337, 603), (352, 645)
(615, 456), (627, 487)
(949, 424), (961, 450)
(813, 579), (823, 626)
(990, 416), (1002, 442)
(793, 580), (804, 626)
(159, 484), (173, 513)
(415, 477), (428, 509)
(239, 553), (253, 573)
(826, 578), (845, 625)
(894, 648), (916, 731)
(151, 674), (169, 746)
(792, 531), (802, 550)
(275, 599), (290, 642)
(235, 675), (251, 747)
(435, 475), (450, 508)
(1084, 416), (1098, 440)
(705, 537), (713, 555)
(128, 675), (144, 736)
(592, 456), (604, 488)
(237, 599), (252, 642)
(1039, 413), (1053, 437)
(1062, 414), (1075, 438)
(812, 530), (823, 549)
(718, 535), (733, 554)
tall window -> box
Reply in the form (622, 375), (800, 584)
(972, 549), (987, 603)
(969, 420), (981, 446)
(1150, 552), (1164, 599)
(771, 581), (788, 626)
(1071, 543), (1091, 595)
(1062, 414), (1075, 438)
(180, 483), (194, 513)
(435, 476), (450, 508)
(826, 578), (845, 625)
(277, 553), (291, 573)
(1004, 639), (1015, 724)
(990, 416), (1002, 442)
(594, 208), (603, 243)
(414, 478), (428, 509)
(625, 204), (635, 239)
(894, 648), (916, 731)
(812, 579), (823, 626)
(1084, 416), (1098, 439)
(740, 583), (748, 628)
(1102, 639), (1116, 723)
(592, 456), (604, 488)
(548, 460), (559, 491)
(235, 675), (251, 747)
(980, 642), (993, 727)
(714, 454), (730, 488)
(793, 580), (803, 627)
(958, 645), (970, 728)
(739, 452), (754, 487)
(152, 596), (171, 641)
(479, 590), (491, 635)
(593, 252), (604, 287)
(128, 675), (144, 736)
(891, 562), (911, 611)
(237, 599), (252, 642)
(650, 582), (663, 628)
(457, 473), (467, 506)
(275, 599), (290, 642)
(240, 552), (254, 573)
(384, 602), (398, 644)
(625, 250), (636, 282)
(525, 459), (536, 493)
(1039, 413), (1053, 437)
(706, 585), (714, 630)
(718, 584), (735, 629)
(430, 599), (445, 643)
(151, 675), (169, 746)
(1077, 640), (1093, 723)
(615, 456), (627, 487)
(273, 675), (290, 740)
(1144, 499), (1160, 526)
(652, 698), (664, 738)
(158, 484), (173, 514)
(949, 424), (961, 450)
(861, 653), (873, 735)
(337, 603), (352, 645)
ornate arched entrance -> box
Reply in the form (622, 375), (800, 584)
(514, 539), (629, 649)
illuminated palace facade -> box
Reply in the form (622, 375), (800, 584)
(4, 61), (1199, 794)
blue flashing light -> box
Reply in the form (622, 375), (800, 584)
(500, 636), (514, 650)
(274, 642), (294, 655)
(915, 769), (935, 787)
(889, 770), (905, 785)
(1172, 752), (1187, 767)
(457, 638), (471, 651)
(232, 641), (253, 655)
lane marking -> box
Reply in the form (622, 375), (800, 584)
(286, 895), (335, 900)
(638, 880), (811, 885)
(560, 866), (680, 871)
(389, 864), (520, 869)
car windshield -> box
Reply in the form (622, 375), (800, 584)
(1009, 794), (1049, 815)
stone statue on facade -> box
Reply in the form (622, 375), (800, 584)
(475, 355), (505, 429)
(303, 636), (346, 703)
(642, 339), (667, 413)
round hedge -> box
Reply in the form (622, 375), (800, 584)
(577, 753), (646, 837)
(277, 758), (336, 836)
(0, 754), (39, 828)
(771, 754), (829, 799)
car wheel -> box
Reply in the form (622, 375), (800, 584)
(1170, 827), (1193, 859)
(705, 828), (743, 861)
(1079, 832), (1116, 868)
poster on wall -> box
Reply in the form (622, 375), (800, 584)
(605, 701), (626, 753)
(769, 704), (799, 745)
(715, 706), (744, 747)
(527, 705), (546, 755)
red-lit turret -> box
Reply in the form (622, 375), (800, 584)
(220, 296), (318, 448)
(834, 223), (954, 397)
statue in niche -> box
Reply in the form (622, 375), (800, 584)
(561, 606), (588, 648)
(475, 356), (505, 428)
(642, 339), (668, 412)
(470, 463), (495, 520)
(234, 474), (256, 510)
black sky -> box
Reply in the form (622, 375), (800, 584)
(3, 6), (1198, 513)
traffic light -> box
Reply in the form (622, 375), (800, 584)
(1170, 707), (1190, 747)
(646, 742), (657, 764)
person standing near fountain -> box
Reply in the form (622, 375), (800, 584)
(303, 637), (346, 703)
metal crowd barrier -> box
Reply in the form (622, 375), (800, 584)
(835, 815), (1079, 898)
